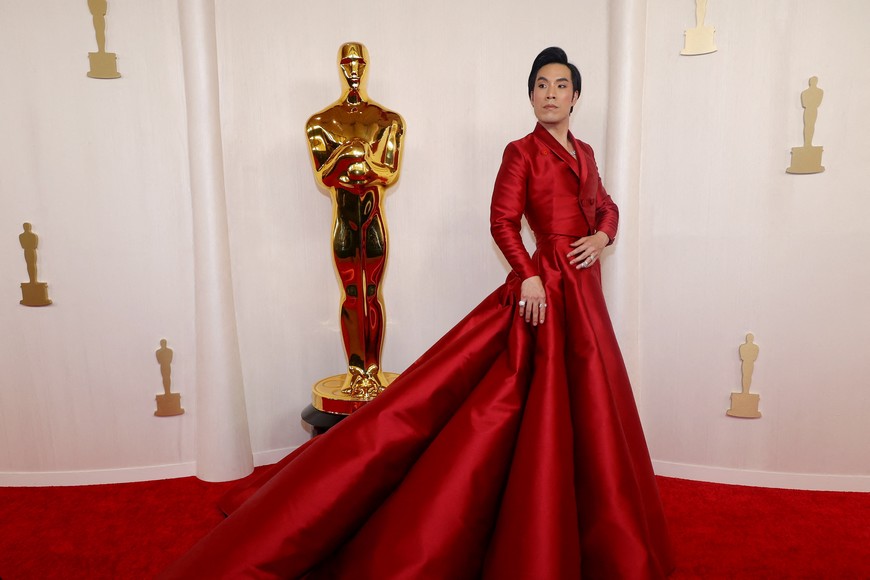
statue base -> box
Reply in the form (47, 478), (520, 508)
(20, 282), (52, 307)
(88, 52), (121, 79)
(301, 404), (346, 436)
(155, 393), (185, 417)
(726, 392), (761, 418)
(681, 26), (717, 56)
(312, 371), (398, 416)
(786, 146), (824, 174)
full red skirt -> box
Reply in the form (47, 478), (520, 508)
(160, 236), (674, 579)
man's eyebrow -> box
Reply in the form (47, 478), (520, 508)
(537, 76), (571, 82)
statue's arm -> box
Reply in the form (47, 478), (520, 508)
(307, 110), (405, 187)
(306, 123), (338, 173)
(307, 120), (370, 182)
(368, 114), (405, 185)
(315, 138), (371, 183)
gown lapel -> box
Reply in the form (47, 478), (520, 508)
(533, 123), (582, 181)
(531, 124), (595, 233)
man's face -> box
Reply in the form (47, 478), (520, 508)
(529, 63), (578, 126)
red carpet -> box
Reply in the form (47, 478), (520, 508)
(0, 472), (867, 578)
(658, 478), (869, 579)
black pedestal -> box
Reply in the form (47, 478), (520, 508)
(301, 404), (346, 436)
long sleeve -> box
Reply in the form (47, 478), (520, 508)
(490, 142), (538, 281)
(576, 140), (618, 245)
(593, 173), (618, 244)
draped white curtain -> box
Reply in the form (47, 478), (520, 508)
(178, 0), (253, 482)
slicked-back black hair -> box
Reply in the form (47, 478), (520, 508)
(527, 46), (582, 97)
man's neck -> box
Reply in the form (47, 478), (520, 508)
(540, 120), (571, 149)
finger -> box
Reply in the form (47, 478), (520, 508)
(539, 302), (547, 324)
(567, 244), (587, 257)
(570, 250), (589, 265)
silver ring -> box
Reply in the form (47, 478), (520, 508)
(540, 303), (547, 308)
(518, 300), (526, 307)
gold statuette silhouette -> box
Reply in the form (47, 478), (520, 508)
(727, 333), (762, 418)
(19, 223), (52, 307)
(87, 0), (121, 79)
(154, 339), (184, 416)
(306, 42), (405, 415)
(787, 77), (825, 174)
(681, 0), (717, 56)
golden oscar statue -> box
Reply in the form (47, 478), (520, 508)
(87, 0), (121, 79)
(305, 42), (405, 418)
(154, 339), (184, 417)
(727, 333), (762, 418)
(681, 0), (717, 56)
(786, 76), (825, 174)
(19, 223), (52, 307)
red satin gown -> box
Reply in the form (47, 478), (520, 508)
(160, 123), (675, 579)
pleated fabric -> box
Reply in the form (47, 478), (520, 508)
(159, 244), (674, 579)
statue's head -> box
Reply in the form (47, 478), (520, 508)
(338, 42), (369, 91)
(23, 222), (32, 232)
(809, 76), (818, 87)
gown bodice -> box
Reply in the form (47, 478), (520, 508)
(490, 123), (618, 282)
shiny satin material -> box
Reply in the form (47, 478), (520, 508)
(491, 123), (618, 282)
(160, 125), (674, 580)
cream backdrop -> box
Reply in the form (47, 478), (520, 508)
(0, 0), (867, 490)
(0, 0), (196, 483)
(640, 0), (870, 490)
